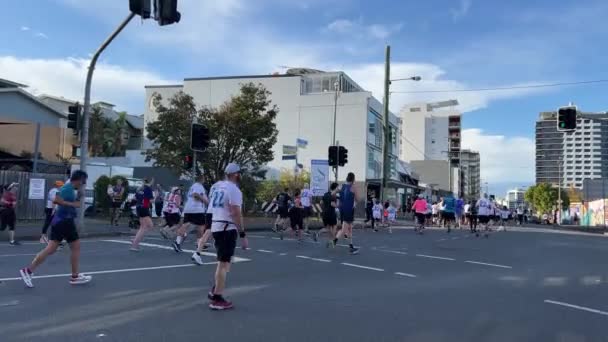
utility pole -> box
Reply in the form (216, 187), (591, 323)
(78, 13), (136, 229)
(32, 123), (41, 174)
(332, 78), (340, 183)
(557, 155), (562, 225)
(380, 45), (391, 202)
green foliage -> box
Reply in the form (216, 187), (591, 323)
(94, 175), (111, 212)
(525, 183), (569, 215)
(256, 169), (310, 203)
(145, 83), (279, 184)
(89, 106), (130, 157)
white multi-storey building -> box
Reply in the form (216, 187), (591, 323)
(145, 69), (418, 205)
(506, 188), (526, 210)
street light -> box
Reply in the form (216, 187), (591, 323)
(380, 45), (422, 202)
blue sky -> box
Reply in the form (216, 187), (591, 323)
(1, 0), (607, 195)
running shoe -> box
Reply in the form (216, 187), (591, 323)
(191, 252), (204, 265)
(172, 241), (182, 253)
(70, 274), (92, 285)
(9, 240), (21, 246)
(209, 297), (234, 310)
(19, 268), (33, 288)
(349, 247), (360, 255)
(208, 286), (215, 300)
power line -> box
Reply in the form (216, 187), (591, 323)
(391, 79), (608, 94)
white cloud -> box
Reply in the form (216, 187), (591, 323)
(325, 19), (402, 40)
(0, 56), (175, 114)
(450, 0), (472, 21)
(34, 32), (48, 39)
(461, 128), (535, 185)
(20, 26), (30, 31)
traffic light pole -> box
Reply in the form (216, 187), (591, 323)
(78, 12), (136, 230)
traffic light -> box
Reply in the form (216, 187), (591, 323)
(67, 103), (81, 136)
(557, 106), (577, 131)
(183, 155), (193, 169)
(154, 0), (181, 26)
(338, 146), (348, 166)
(129, 0), (152, 18)
(191, 123), (210, 151)
(328, 146), (338, 167)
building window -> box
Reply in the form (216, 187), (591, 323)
(431, 140), (435, 144)
(71, 146), (80, 157)
(410, 107), (421, 112)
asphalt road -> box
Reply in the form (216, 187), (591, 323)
(1, 225), (607, 342)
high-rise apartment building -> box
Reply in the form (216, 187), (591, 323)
(460, 149), (481, 200)
(536, 110), (608, 189)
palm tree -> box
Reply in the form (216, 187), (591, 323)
(89, 106), (106, 157)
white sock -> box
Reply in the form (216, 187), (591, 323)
(176, 236), (183, 244)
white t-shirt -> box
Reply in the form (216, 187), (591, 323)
(210, 180), (243, 232)
(464, 203), (471, 214)
(183, 182), (207, 214)
(432, 204), (439, 215)
(46, 188), (59, 209)
(501, 210), (509, 219)
(387, 206), (397, 221)
(206, 183), (217, 214)
(517, 207), (524, 215)
(372, 204), (383, 219)
(301, 188), (313, 207)
(476, 198), (492, 216)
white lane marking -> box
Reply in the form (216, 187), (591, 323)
(395, 272), (417, 278)
(465, 260), (512, 269)
(436, 238), (447, 242)
(416, 254), (455, 261)
(341, 262), (384, 272)
(247, 235), (267, 239)
(375, 249), (408, 255)
(296, 255), (331, 263)
(103, 240), (250, 263)
(451, 237), (459, 240)
(0, 300), (20, 307)
(279, 253), (288, 256)
(544, 300), (608, 317)
(0, 263), (214, 282)
(257, 249), (274, 253)
(0, 253), (39, 257)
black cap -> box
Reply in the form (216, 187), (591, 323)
(71, 170), (88, 182)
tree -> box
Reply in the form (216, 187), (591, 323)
(525, 183), (569, 215)
(89, 106), (131, 157)
(146, 83), (279, 184)
(89, 106), (107, 157)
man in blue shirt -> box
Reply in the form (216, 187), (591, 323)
(20, 171), (91, 288)
(333, 172), (359, 255)
(454, 196), (464, 229)
(442, 193), (456, 233)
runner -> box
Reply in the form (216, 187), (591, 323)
(130, 178), (155, 251)
(159, 187), (182, 239)
(463, 200), (471, 228)
(320, 182), (339, 247)
(40, 180), (63, 243)
(425, 200), (432, 226)
(333, 172), (359, 255)
(172, 174), (209, 253)
(207, 163), (245, 310)
(288, 189), (306, 242)
(455, 195), (464, 229)
(109, 178), (125, 226)
(476, 194), (492, 237)
(1, 182), (20, 245)
(516, 205), (524, 226)
(300, 184), (313, 234)
(273, 188), (291, 232)
(500, 205), (510, 231)
(431, 201), (439, 226)
(386, 202), (396, 234)
(372, 198), (383, 232)
(411, 194), (427, 234)
(154, 183), (165, 226)
(442, 193), (456, 233)
(19, 171), (91, 288)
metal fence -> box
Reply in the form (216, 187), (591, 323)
(0, 171), (65, 220)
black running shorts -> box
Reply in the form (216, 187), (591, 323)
(415, 213), (426, 225)
(183, 213), (205, 226)
(443, 212), (455, 221)
(205, 213), (213, 228)
(137, 206), (151, 218)
(0, 208), (16, 231)
(478, 215), (490, 224)
(213, 230), (238, 263)
(50, 218), (79, 243)
(322, 214), (337, 227)
(278, 207), (289, 219)
(165, 213), (181, 226)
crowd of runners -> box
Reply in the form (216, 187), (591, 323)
(14, 164), (521, 311)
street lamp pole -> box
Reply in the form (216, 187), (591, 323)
(332, 78), (340, 182)
(379, 44), (421, 202)
(77, 12), (136, 229)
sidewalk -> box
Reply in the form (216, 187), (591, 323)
(9, 216), (327, 242)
